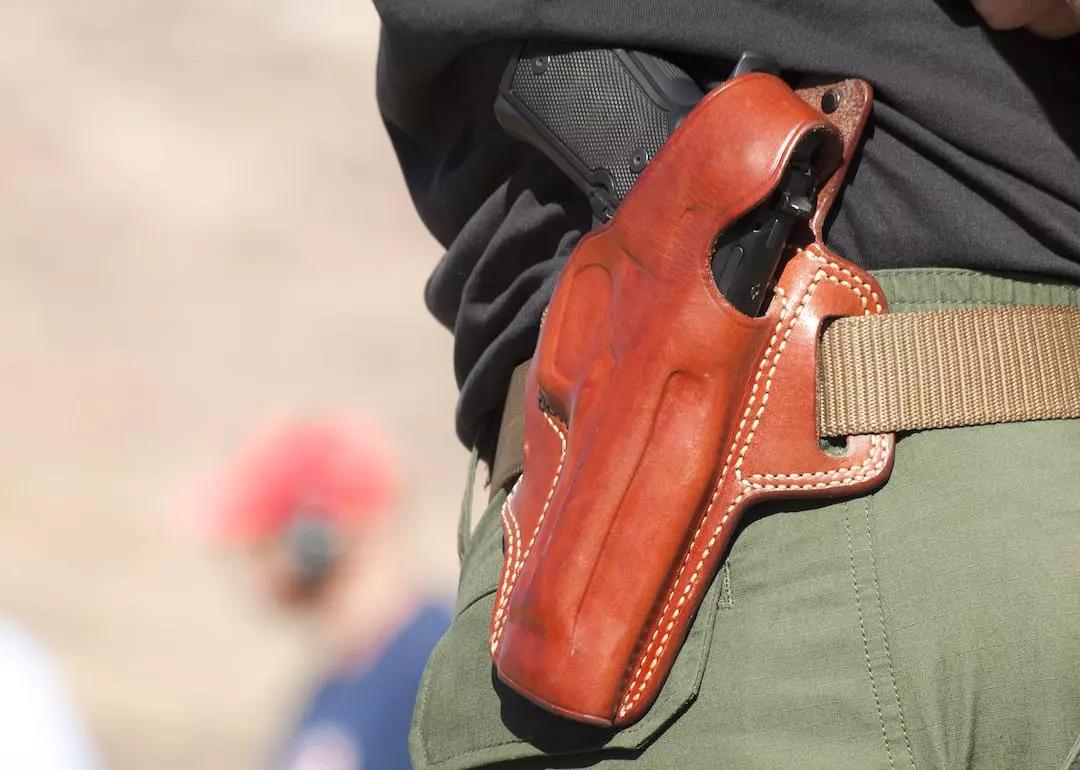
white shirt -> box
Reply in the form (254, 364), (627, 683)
(0, 617), (99, 770)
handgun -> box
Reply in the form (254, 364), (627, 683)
(495, 44), (820, 316)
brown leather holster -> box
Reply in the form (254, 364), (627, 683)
(489, 73), (893, 728)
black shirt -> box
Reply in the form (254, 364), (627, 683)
(374, 0), (1080, 458)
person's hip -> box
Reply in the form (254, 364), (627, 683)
(413, 266), (1080, 769)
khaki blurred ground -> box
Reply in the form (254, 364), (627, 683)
(0, 1), (463, 767)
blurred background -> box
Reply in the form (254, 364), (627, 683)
(0, 0), (462, 767)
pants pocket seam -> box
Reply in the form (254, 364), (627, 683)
(846, 499), (895, 768)
(455, 586), (497, 619)
(862, 497), (916, 770)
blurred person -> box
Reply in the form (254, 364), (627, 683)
(207, 415), (450, 770)
(375, 0), (1080, 767)
(0, 615), (100, 770)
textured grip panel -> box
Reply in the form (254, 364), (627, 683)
(509, 48), (675, 200)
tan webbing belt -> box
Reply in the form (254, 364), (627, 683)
(491, 363), (529, 497)
(491, 305), (1080, 495)
(819, 305), (1080, 436)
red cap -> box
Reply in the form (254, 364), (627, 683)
(207, 414), (401, 543)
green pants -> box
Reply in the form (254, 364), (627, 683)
(413, 269), (1080, 770)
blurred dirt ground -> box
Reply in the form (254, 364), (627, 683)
(0, 1), (463, 768)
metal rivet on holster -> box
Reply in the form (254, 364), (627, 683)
(821, 89), (841, 114)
